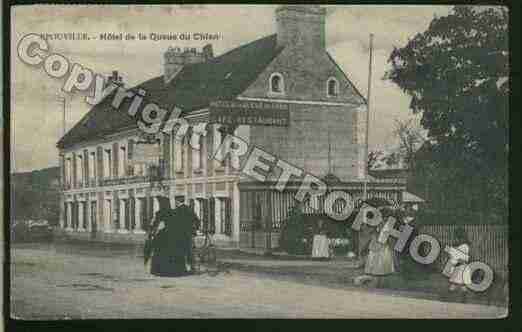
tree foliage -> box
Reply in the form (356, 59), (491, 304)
(392, 119), (425, 170)
(386, 6), (508, 218)
(368, 150), (384, 170)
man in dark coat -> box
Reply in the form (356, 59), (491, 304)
(146, 195), (199, 277)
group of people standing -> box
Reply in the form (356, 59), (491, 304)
(354, 199), (471, 292)
(143, 194), (471, 294)
(144, 196), (200, 277)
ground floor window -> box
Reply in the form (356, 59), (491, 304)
(105, 199), (112, 231)
(218, 197), (232, 236)
(63, 203), (68, 228)
(189, 197), (232, 236)
(90, 201), (97, 231)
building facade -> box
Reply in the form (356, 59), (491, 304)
(56, 5), (403, 247)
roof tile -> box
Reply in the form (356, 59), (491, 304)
(58, 34), (281, 149)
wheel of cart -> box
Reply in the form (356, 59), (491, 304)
(192, 231), (217, 274)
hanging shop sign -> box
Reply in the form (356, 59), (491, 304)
(209, 100), (290, 127)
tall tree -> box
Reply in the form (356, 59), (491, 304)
(392, 119), (425, 171)
(385, 6), (508, 217)
(368, 150), (384, 170)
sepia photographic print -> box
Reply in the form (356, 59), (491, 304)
(8, 4), (510, 320)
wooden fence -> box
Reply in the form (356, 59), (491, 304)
(239, 180), (405, 249)
(418, 224), (509, 273)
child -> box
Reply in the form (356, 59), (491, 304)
(448, 227), (470, 292)
(312, 219), (330, 260)
(364, 221), (395, 276)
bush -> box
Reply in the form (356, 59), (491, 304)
(279, 207), (354, 255)
(278, 207), (314, 255)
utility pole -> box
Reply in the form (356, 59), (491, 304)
(57, 96), (66, 138)
(363, 33), (374, 201)
(328, 131), (333, 174)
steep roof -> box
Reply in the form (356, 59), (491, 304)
(57, 34), (282, 149)
(368, 168), (409, 180)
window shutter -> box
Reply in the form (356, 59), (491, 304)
(97, 192), (104, 230)
(207, 133), (213, 174)
(209, 197), (216, 234)
(125, 199), (130, 230)
(130, 198), (136, 229)
(96, 147), (103, 180)
(202, 199), (209, 233)
(83, 149), (89, 184)
(253, 193), (261, 221)
(224, 197), (232, 235)
(113, 192), (119, 229)
(72, 152), (77, 188)
(149, 196), (154, 221)
(174, 138), (182, 173)
(63, 203), (67, 228)
(60, 155), (65, 188)
(113, 142), (119, 178)
(83, 202), (88, 229)
(128, 139), (134, 176)
(163, 133), (171, 178)
(142, 198), (149, 231)
(186, 133), (192, 174)
(187, 198), (195, 230)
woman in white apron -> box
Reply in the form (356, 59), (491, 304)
(364, 220), (395, 276)
(447, 227), (470, 292)
(312, 219), (330, 260)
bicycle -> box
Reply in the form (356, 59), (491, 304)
(192, 230), (217, 274)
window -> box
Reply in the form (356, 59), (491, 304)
(213, 125), (225, 168)
(89, 152), (96, 181)
(175, 137), (184, 173)
(65, 157), (71, 188)
(192, 135), (203, 171)
(219, 198), (226, 234)
(119, 144), (126, 177)
(327, 77), (339, 97)
(90, 201), (97, 231)
(104, 149), (112, 179)
(136, 163), (145, 176)
(269, 73), (284, 94)
(76, 154), (83, 186)
(105, 199), (112, 231)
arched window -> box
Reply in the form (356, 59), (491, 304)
(327, 77), (339, 97)
(269, 73), (284, 94)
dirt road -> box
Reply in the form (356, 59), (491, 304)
(10, 242), (507, 319)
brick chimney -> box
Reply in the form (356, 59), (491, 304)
(202, 44), (214, 61)
(276, 5), (326, 50)
(164, 46), (185, 83)
(163, 45), (214, 83)
(108, 70), (123, 86)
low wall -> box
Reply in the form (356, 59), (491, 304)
(54, 228), (146, 244)
(53, 228), (238, 248)
(239, 231), (281, 249)
(418, 224), (508, 274)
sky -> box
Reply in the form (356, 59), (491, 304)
(10, 4), (453, 173)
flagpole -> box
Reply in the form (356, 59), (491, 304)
(363, 33), (374, 201)
(57, 96), (66, 138)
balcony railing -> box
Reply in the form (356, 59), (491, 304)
(99, 175), (153, 187)
(61, 164), (170, 189)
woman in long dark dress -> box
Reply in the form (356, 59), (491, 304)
(146, 196), (198, 277)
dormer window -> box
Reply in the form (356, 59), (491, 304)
(269, 73), (284, 95)
(327, 77), (339, 97)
